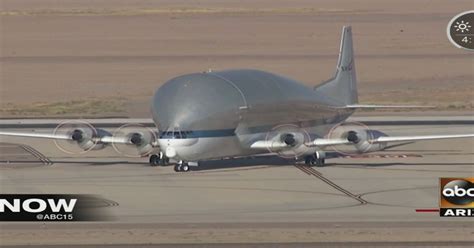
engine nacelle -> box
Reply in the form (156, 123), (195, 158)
(354, 139), (387, 153)
(126, 132), (154, 156)
(76, 138), (96, 151)
(260, 124), (311, 158)
(111, 124), (158, 157)
(345, 129), (388, 153)
(54, 121), (111, 154)
(73, 128), (111, 151)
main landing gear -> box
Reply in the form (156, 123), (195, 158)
(304, 151), (326, 167)
(305, 157), (325, 167)
(149, 152), (170, 167)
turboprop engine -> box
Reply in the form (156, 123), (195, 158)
(262, 124), (312, 158)
(53, 120), (109, 154)
(328, 122), (388, 154)
(53, 121), (157, 156)
(111, 124), (158, 157)
(343, 129), (388, 153)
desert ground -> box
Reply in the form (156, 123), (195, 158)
(0, 0), (473, 117)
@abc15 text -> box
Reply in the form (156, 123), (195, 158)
(0, 194), (111, 221)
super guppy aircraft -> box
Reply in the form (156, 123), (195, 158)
(1, 26), (473, 172)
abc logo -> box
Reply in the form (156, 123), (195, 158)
(442, 179), (474, 206)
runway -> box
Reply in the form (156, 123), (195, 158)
(3, 241), (474, 248)
(0, 116), (473, 246)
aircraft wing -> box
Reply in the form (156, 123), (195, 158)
(0, 130), (132, 144)
(250, 131), (474, 151)
(0, 131), (71, 140)
(0, 126), (159, 157)
(310, 134), (474, 147)
(250, 140), (290, 149)
(341, 104), (434, 109)
(371, 134), (474, 143)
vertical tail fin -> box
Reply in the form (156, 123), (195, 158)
(315, 26), (358, 105)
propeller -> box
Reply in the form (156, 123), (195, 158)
(281, 133), (296, 146)
(346, 130), (360, 143)
(53, 120), (98, 154)
(326, 121), (378, 154)
(71, 129), (84, 142)
(264, 124), (311, 158)
(111, 124), (158, 157)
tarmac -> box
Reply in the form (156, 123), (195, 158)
(0, 116), (473, 246)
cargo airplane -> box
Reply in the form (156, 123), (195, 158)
(1, 26), (473, 172)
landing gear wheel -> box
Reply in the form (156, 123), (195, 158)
(160, 156), (170, 166)
(305, 156), (315, 165)
(174, 162), (190, 172)
(314, 158), (325, 167)
(181, 164), (190, 172)
(149, 154), (159, 166)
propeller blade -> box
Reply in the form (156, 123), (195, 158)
(111, 124), (158, 157)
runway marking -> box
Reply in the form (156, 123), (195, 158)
(19, 145), (53, 165)
(294, 165), (368, 205)
(0, 153), (31, 156)
(415, 209), (439, 213)
(6, 241), (474, 248)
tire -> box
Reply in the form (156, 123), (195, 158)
(159, 157), (167, 167)
(174, 164), (180, 172)
(161, 157), (170, 166)
(181, 164), (190, 172)
(315, 159), (324, 167)
(149, 154), (159, 166)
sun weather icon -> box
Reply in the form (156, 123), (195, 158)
(453, 20), (471, 33)
(447, 11), (474, 50)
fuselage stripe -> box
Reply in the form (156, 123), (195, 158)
(160, 129), (236, 139)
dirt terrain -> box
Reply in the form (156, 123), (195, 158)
(0, 0), (473, 117)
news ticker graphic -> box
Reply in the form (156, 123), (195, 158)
(439, 178), (474, 217)
(0, 194), (116, 221)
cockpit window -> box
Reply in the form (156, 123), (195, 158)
(160, 131), (193, 139)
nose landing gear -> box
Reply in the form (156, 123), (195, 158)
(174, 161), (190, 172)
(149, 153), (195, 172)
